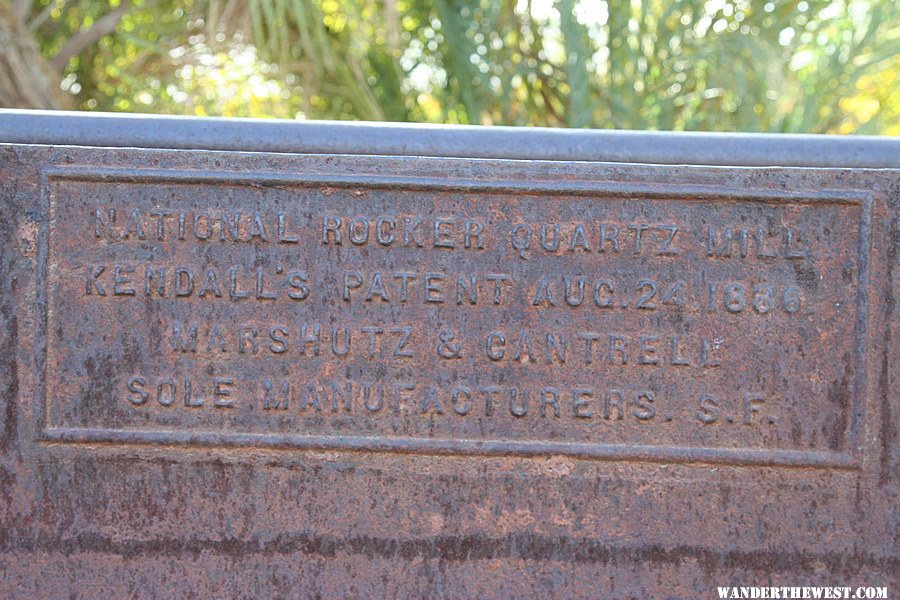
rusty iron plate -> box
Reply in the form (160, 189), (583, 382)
(0, 118), (897, 598)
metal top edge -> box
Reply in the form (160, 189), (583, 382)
(1, 109), (898, 168)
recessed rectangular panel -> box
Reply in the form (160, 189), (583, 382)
(40, 169), (868, 466)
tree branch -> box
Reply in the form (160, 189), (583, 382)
(29, 0), (66, 31)
(50, 0), (130, 71)
(13, 0), (32, 26)
(0, 1), (73, 109)
(384, 0), (400, 55)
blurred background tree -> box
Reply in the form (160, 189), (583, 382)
(1, 0), (897, 133)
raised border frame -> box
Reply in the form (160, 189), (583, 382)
(33, 164), (874, 468)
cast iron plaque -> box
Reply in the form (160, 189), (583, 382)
(40, 167), (869, 467)
(0, 116), (897, 598)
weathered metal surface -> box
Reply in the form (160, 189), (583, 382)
(0, 115), (897, 598)
(2, 108), (900, 167)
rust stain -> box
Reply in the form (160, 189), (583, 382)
(0, 144), (895, 598)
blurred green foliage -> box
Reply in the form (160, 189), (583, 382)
(29, 0), (900, 132)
